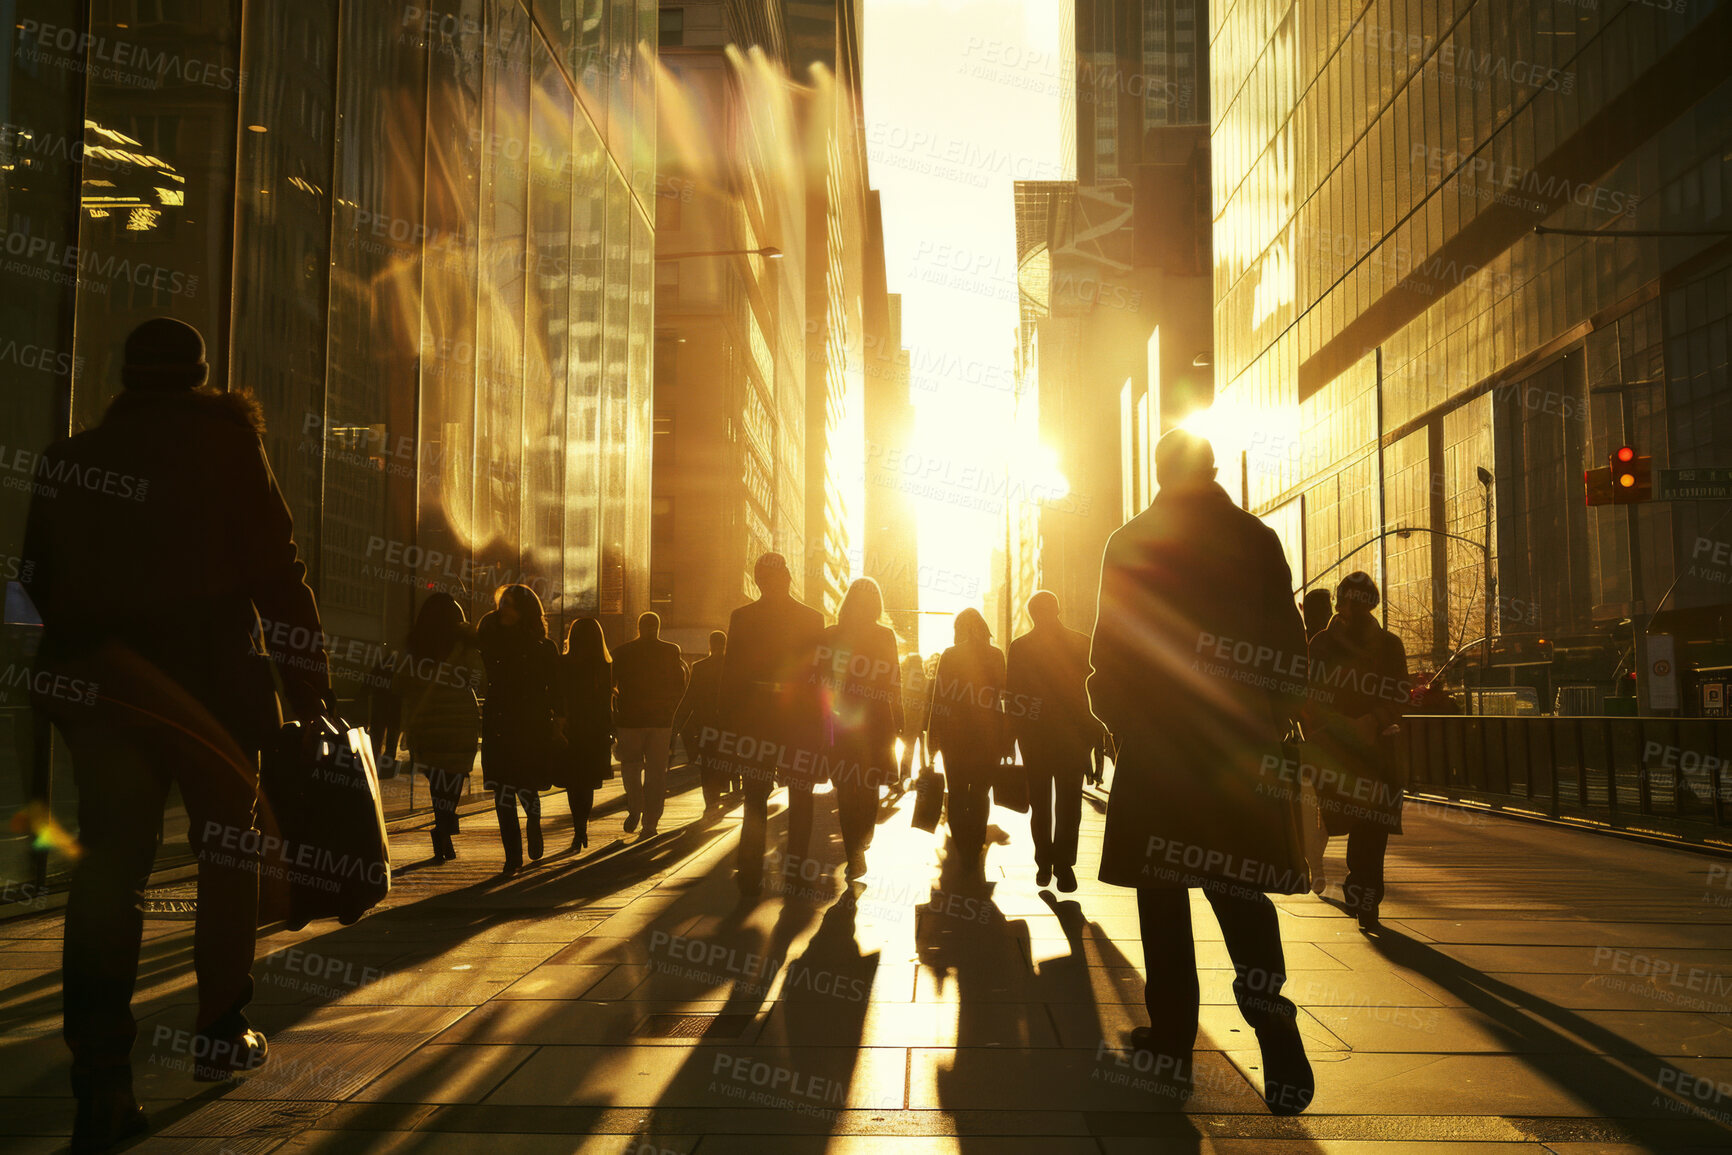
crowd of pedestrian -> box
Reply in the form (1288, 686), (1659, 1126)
(22, 319), (1430, 1150)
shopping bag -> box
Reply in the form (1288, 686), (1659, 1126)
(259, 715), (392, 930)
(911, 765), (946, 832)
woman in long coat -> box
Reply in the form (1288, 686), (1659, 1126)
(927, 608), (1007, 868)
(558, 617), (616, 852)
(818, 578), (903, 879)
(1305, 571), (1412, 931)
(476, 584), (560, 874)
(393, 593), (484, 862)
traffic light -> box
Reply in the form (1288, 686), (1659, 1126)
(1584, 466), (1615, 506)
(1609, 446), (1653, 504)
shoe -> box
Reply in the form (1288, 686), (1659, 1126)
(500, 858), (521, 878)
(191, 1028), (269, 1082)
(1357, 908), (1383, 935)
(432, 832), (455, 861)
(639, 827), (659, 840)
(526, 818), (544, 861)
(71, 1091), (147, 1154)
(1055, 865), (1077, 893)
(845, 851), (868, 880)
(1256, 1017), (1314, 1115)
(1036, 864), (1053, 887)
(623, 811), (640, 833)
(570, 827), (589, 852)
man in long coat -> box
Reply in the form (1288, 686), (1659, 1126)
(1087, 429), (1314, 1114)
(22, 318), (330, 1149)
(718, 553), (825, 896)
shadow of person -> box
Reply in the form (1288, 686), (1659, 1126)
(1366, 927), (1732, 1146)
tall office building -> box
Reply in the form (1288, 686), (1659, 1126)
(1017, 0), (1215, 621)
(1211, 0), (1732, 702)
(0, 0), (658, 871)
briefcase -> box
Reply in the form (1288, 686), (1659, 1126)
(910, 765), (946, 832)
(259, 716), (392, 930)
(991, 756), (1030, 814)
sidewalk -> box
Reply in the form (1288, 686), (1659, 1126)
(6, 772), (1732, 1151)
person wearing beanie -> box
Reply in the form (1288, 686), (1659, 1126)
(20, 317), (330, 1152)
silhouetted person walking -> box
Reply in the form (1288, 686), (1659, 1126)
(1007, 590), (1099, 893)
(1305, 572), (1411, 932)
(20, 318), (330, 1150)
(928, 608), (1007, 871)
(674, 630), (728, 813)
(819, 578), (903, 880)
(611, 611), (686, 838)
(898, 652), (930, 786)
(1302, 588), (1333, 642)
(394, 593), (483, 862)
(720, 552), (825, 897)
(558, 617), (616, 852)
(477, 584), (559, 874)
(1088, 429), (1314, 1115)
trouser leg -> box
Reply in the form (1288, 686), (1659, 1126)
(494, 786), (522, 860)
(784, 781), (815, 864)
(1136, 887), (1201, 1052)
(1052, 751), (1086, 868)
(1343, 826), (1389, 915)
(1026, 757), (1056, 867)
(566, 787), (593, 833)
(1203, 884), (1296, 1033)
(61, 727), (170, 1080)
(837, 778), (877, 858)
(738, 776), (772, 883)
(620, 759), (645, 817)
(177, 743), (261, 1036)
(641, 728), (670, 828)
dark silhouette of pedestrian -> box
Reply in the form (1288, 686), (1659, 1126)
(20, 317), (330, 1149)
(818, 577), (903, 880)
(897, 652), (930, 785)
(477, 583), (559, 874)
(719, 552), (825, 897)
(928, 608), (1007, 871)
(1302, 588), (1333, 642)
(393, 593), (483, 862)
(1087, 428), (1314, 1114)
(610, 611), (686, 838)
(1007, 589), (1100, 893)
(1305, 571), (1411, 932)
(674, 630), (728, 814)
(557, 617), (616, 852)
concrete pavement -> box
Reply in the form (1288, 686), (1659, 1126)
(7, 768), (1732, 1151)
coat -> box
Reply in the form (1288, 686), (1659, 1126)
(818, 620), (903, 789)
(557, 653), (616, 789)
(1306, 613), (1412, 836)
(476, 613), (560, 790)
(1006, 622), (1100, 756)
(19, 387), (328, 751)
(611, 635), (687, 727)
(673, 653), (724, 738)
(718, 590), (826, 785)
(1087, 482), (1309, 893)
(928, 640), (1007, 781)
(393, 635), (484, 757)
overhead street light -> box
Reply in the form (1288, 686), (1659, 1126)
(655, 246), (782, 261)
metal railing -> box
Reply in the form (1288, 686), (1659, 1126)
(1403, 714), (1732, 847)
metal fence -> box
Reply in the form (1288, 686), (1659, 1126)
(1403, 714), (1732, 845)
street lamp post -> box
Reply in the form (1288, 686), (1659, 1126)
(1477, 466), (1495, 667)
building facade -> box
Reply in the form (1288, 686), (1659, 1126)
(1, 0), (656, 874)
(1210, 0), (1732, 703)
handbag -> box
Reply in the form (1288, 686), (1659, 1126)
(991, 755), (1030, 814)
(911, 765), (946, 832)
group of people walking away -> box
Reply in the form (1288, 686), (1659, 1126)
(25, 319), (1431, 1151)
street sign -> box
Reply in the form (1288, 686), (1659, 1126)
(1583, 465), (1615, 506)
(1646, 633), (1679, 711)
(1657, 468), (1732, 501)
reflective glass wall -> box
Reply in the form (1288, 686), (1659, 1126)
(0, 0), (655, 889)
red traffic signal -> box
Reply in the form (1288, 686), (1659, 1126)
(1609, 447), (1652, 503)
